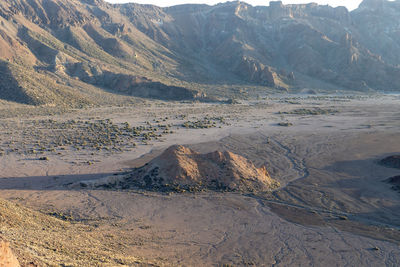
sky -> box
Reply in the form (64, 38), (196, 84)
(106, 0), (364, 11)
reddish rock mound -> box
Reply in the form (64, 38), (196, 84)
(0, 239), (20, 267)
(86, 145), (280, 193)
(379, 155), (400, 169)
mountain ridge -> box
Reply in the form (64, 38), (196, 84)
(0, 0), (400, 106)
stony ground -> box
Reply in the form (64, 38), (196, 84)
(0, 94), (399, 266)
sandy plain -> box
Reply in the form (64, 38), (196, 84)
(0, 94), (399, 266)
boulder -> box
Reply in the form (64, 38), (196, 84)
(0, 240), (20, 267)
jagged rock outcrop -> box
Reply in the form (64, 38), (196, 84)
(269, 1), (292, 20)
(79, 145), (280, 193)
(235, 57), (277, 87)
(0, 240), (20, 267)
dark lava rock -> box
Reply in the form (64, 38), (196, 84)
(384, 175), (400, 192)
(385, 175), (400, 185)
(379, 155), (400, 169)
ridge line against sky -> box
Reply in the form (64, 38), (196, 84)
(105, 0), (364, 11)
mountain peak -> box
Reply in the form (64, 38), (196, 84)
(359, 0), (385, 9)
(269, 1), (284, 8)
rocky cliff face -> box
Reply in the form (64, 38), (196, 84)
(160, 0), (400, 91)
(0, 0), (399, 105)
(352, 0), (400, 66)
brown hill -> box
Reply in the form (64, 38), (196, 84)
(0, 0), (203, 105)
(82, 145), (280, 193)
(0, 239), (20, 267)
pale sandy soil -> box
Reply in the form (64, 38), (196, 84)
(0, 94), (399, 266)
